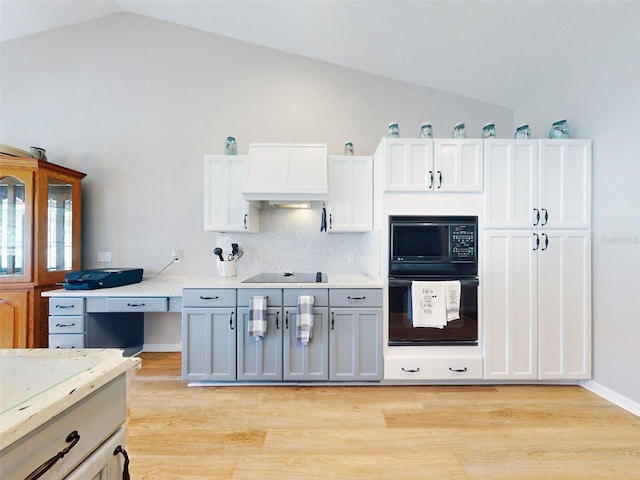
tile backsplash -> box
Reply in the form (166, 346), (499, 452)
(209, 207), (381, 279)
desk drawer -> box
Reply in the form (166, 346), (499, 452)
(49, 297), (85, 315)
(183, 288), (236, 307)
(385, 356), (483, 381)
(105, 297), (168, 312)
(330, 289), (382, 307)
(48, 333), (86, 349)
(49, 315), (85, 334)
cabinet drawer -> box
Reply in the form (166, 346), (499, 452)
(49, 297), (85, 315)
(105, 297), (168, 312)
(283, 288), (329, 307)
(330, 289), (382, 307)
(237, 289), (283, 307)
(49, 315), (85, 334)
(0, 375), (125, 480)
(183, 288), (236, 307)
(385, 356), (483, 380)
(49, 333), (86, 349)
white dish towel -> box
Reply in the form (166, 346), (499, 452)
(411, 281), (462, 328)
(248, 296), (268, 341)
(297, 295), (315, 345)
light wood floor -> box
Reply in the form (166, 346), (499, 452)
(126, 352), (640, 479)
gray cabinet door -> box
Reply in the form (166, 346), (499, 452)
(329, 308), (382, 381)
(236, 307), (283, 380)
(182, 307), (236, 381)
(283, 306), (329, 381)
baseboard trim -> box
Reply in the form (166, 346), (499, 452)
(580, 379), (640, 417)
(143, 343), (182, 352)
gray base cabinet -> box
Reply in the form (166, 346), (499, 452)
(182, 287), (382, 384)
(182, 307), (237, 381)
(329, 308), (382, 381)
(236, 289), (283, 381)
(329, 289), (383, 381)
(283, 289), (329, 381)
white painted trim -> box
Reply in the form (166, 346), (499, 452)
(580, 380), (640, 417)
(142, 343), (181, 352)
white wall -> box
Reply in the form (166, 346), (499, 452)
(1, 13), (511, 350)
(514, 23), (640, 407)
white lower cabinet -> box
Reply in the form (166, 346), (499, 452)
(385, 356), (483, 381)
(2, 376), (127, 480)
(483, 230), (591, 380)
(65, 427), (127, 480)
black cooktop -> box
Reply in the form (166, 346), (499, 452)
(241, 272), (327, 283)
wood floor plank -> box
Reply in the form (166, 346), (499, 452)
(126, 352), (640, 479)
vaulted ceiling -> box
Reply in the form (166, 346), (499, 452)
(1, 1), (638, 107)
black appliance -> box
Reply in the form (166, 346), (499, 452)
(63, 268), (143, 290)
(388, 216), (479, 346)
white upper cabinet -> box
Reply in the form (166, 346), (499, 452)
(327, 155), (373, 232)
(376, 138), (483, 192)
(434, 139), (484, 192)
(484, 140), (591, 229)
(380, 138), (434, 191)
(538, 140), (592, 229)
(243, 143), (328, 202)
(204, 155), (259, 233)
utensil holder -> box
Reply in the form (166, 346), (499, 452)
(217, 259), (237, 277)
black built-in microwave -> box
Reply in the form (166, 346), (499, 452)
(389, 215), (478, 277)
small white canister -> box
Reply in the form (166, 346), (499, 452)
(217, 259), (237, 277)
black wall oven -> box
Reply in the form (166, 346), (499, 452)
(388, 215), (479, 346)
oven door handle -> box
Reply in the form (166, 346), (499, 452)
(388, 277), (479, 287)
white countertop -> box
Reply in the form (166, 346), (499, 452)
(42, 272), (383, 297)
(0, 349), (140, 451)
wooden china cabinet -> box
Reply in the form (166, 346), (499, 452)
(0, 154), (86, 348)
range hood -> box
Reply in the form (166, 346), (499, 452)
(242, 143), (328, 205)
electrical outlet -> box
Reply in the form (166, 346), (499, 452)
(347, 253), (355, 264)
(97, 251), (112, 263)
(171, 250), (181, 262)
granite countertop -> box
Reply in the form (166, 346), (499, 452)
(0, 349), (140, 451)
(41, 273), (383, 297)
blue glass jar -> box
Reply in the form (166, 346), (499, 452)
(514, 124), (531, 139)
(420, 122), (433, 138)
(453, 122), (466, 138)
(481, 122), (496, 139)
(549, 119), (570, 139)
(344, 142), (354, 155)
(224, 136), (237, 155)
(387, 122), (400, 138)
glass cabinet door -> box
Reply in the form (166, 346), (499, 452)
(0, 174), (32, 281)
(47, 178), (74, 272)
